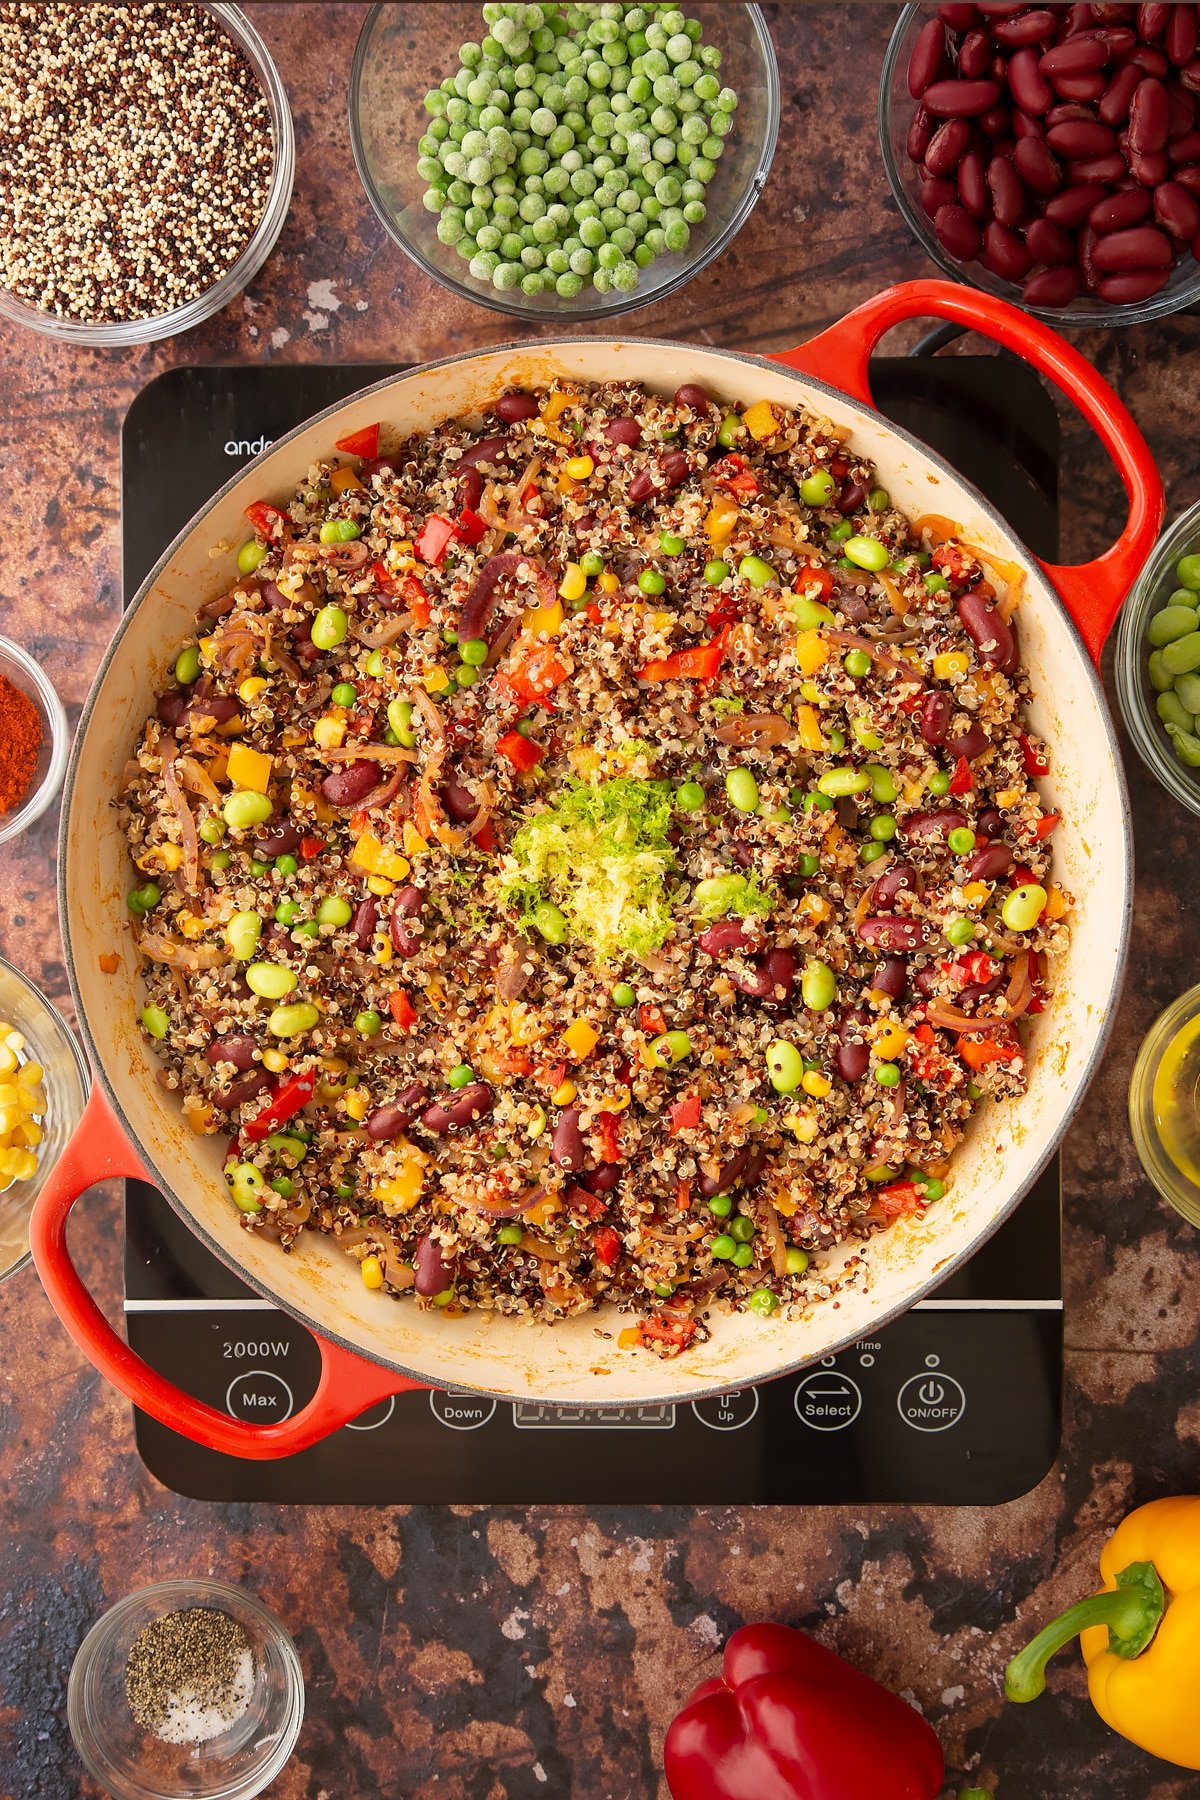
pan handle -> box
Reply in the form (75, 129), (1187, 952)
(771, 278), (1164, 665)
(29, 1085), (421, 1461)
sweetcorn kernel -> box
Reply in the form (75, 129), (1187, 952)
(238, 676), (268, 703)
(597, 571), (620, 594)
(551, 1080), (577, 1107)
(962, 881), (990, 907)
(872, 1022), (911, 1060)
(312, 715), (346, 749)
(366, 875), (395, 897)
(784, 1110), (820, 1143)
(565, 455), (594, 480)
(360, 1254), (385, 1288)
(343, 1089), (370, 1121)
(261, 1048), (289, 1073)
(933, 651), (969, 680)
(558, 562), (587, 601)
(801, 1070), (832, 1098)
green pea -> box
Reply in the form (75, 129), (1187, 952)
(1001, 883), (1048, 932)
(801, 958), (837, 1011)
(246, 962), (298, 1000)
(870, 814), (897, 842)
(867, 487), (890, 513)
(355, 1009), (382, 1036)
(1173, 672), (1200, 714)
(313, 896), (351, 930)
(127, 882), (161, 915)
(223, 790), (273, 831)
(856, 843), (883, 867)
(804, 792), (834, 814)
(716, 413), (742, 447)
(875, 1063), (901, 1087)
(638, 567), (667, 595)
(498, 1223), (523, 1244)
(924, 571), (950, 595)
(267, 1134), (308, 1163)
(331, 681), (357, 706)
(268, 1001), (321, 1037)
(732, 1243), (754, 1268)
(843, 535), (889, 572)
(275, 853), (298, 876)
(1146, 604), (1199, 646)
(729, 1213), (755, 1243)
(923, 1178), (946, 1202)
(659, 530), (685, 556)
(843, 650), (871, 679)
(738, 554), (777, 588)
(947, 826), (976, 855)
(650, 1029), (692, 1066)
(725, 767), (759, 813)
(945, 917), (974, 945)
(174, 645), (201, 685)
(1147, 649), (1174, 693)
(866, 765), (898, 804)
(791, 596), (833, 631)
(198, 817), (225, 846)
(710, 1233), (737, 1260)
(228, 1162), (265, 1213)
(611, 982), (636, 1008)
(703, 559), (730, 585)
(748, 1288), (777, 1316)
(448, 1063), (475, 1088)
(1177, 554), (1200, 592)
(1160, 630), (1200, 676)
(580, 550), (605, 578)
(865, 1163), (897, 1184)
(460, 637), (490, 667)
(817, 766), (870, 798)
(270, 1175), (295, 1199)
(318, 518), (362, 544)
(311, 604), (349, 650)
(766, 1039), (804, 1093)
(927, 770), (951, 796)
(292, 920), (320, 941)
(226, 910), (263, 961)
(210, 850), (231, 871)
(140, 1003), (170, 1040)
(785, 1246), (809, 1275)
(237, 539), (267, 575)
(387, 698), (417, 746)
(674, 780), (705, 812)
(1168, 723), (1200, 767)
(797, 851), (820, 877)
(533, 901), (568, 943)
(708, 1194), (733, 1218)
(828, 519), (854, 545)
(248, 859), (271, 879)
(799, 468), (836, 507)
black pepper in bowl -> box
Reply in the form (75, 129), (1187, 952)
(125, 1606), (256, 1745)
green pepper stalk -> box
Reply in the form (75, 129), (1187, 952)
(1005, 1561), (1166, 1703)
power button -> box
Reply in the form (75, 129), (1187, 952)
(896, 1372), (966, 1432)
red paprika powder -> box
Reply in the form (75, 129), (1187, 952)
(0, 673), (42, 815)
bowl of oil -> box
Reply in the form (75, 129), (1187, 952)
(1129, 985), (1200, 1230)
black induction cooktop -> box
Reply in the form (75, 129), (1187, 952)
(121, 353), (1063, 1506)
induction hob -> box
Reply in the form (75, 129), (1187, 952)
(121, 354), (1063, 1505)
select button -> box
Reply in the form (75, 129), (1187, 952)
(794, 1369), (862, 1432)
(225, 1369), (294, 1422)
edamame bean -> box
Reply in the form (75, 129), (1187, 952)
(246, 962), (298, 999)
(866, 764), (898, 804)
(174, 645), (201, 684)
(1148, 650), (1174, 693)
(319, 519), (362, 544)
(1178, 555), (1200, 592)
(945, 917), (974, 945)
(268, 1002), (321, 1037)
(317, 896), (353, 928)
(801, 958), (837, 1011)
(223, 790), (273, 831)
(766, 1040), (803, 1093)
(738, 554), (776, 588)
(141, 1004), (169, 1040)
(817, 767), (870, 798)
(1001, 884), (1047, 932)
(387, 698), (417, 746)
(1168, 724), (1200, 767)
(1161, 631), (1200, 677)
(843, 536), (889, 572)
(703, 559), (729, 584)
(533, 901), (568, 943)
(791, 596), (833, 631)
(725, 767), (759, 813)
(675, 781), (705, 812)
(1157, 691), (1195, 735)
(227, 1162), (265, 1212)
(650, 1029), (692, 1065)
(226, 911), (263, 961)
(311, 604), (349, 650)
(1147, 604), (1199, 646)
(237, 539), (266, 575)
(799, 469), (836, 507)
(1175, 673), (1200, 714)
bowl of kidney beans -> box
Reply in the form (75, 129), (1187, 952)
(881, 2), (1200, 322)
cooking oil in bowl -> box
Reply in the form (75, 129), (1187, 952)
(1130, 987), (1200, 1229)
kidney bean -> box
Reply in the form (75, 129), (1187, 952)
(959, 28), (993, 79)
(390, 885), (425, 958)
(1065, 148), (1129, 179)
(206, 1035), (258, 1070)
(857, 916), (929, 952)
(440, 781), (477, 825)
(457, 467), (484, 513)
(836, 1010), (872, 1084)
(1128, 142), (1169, 179)
(977, 806), (1004, 839)
(1169, 129), (1200, 160)
(1175, 161), (1200, 193)
(1059, 69), (1111, 99)
(492, 391), (539, 424)
(414, 1236), (453, 1298)
(1047, 116), (1118, 156)
(214, 1071), (274, 1111)
(604, 416), (642, 447)
(1041, 34), (1111, 77)
(1099, 59), (1144, 122)
(919, 694), (951, 750)
(909, 16), (949, 95)
(1092, 221), (1174, 262)
(979, 103), (1014, 136)
(1045, 180), (1107, 222)
(1165, 82), (1196, 134)
(1138, 2), (1171, 38)
(697, 919), (755, 957)
(1024, 263), (1083, 303)
(837, 479), (869, 516)
(581, 1163), (621, 1195)
(181, 695), (239, 730)
(421, 1083), (494, 1134)
(1180, 58), (1200, 96)
(1099, 26), (1138, 57)
(1025, 215), (1077, 260)
(457, 435), (511, 472)
(948, 720), (991, 760)
(1010, 110), (1043, 141)
(936, 201), (984, 258)
(366, 1084), (429, 1141)
(873, 955), (909, 1000)
(1014, 134), (1063, 191)
(908, 102), (934, 162)
(1166, 2), (1199, 65)
(870, 861), (919, 908)
(1129, 74), (1170, 152)
(958, 147), (991, 216)
(1097, 266), (1171, 296)
(924, 77), (1003, 116)
(360, 455), (400, 483)
(940, 2), (981, 25)
(674, 382), (711, 411)
(960, 979), (1005, 1008)
(626, 466), (663, 503)
(1090, 185), (1153, 227)
(157, 692), (187, 726)
(761, 948), (799, 999)
(994, 8), (1058, 46)
(958, 589), (1019, 670)
(986, 153), (1028, 223)
(904, 809), (968, 842)
(1126, 43), (1170, 74)
(1155, 178), (1200, 235)
(698, 1148), (750, 1200)
(925, 116), (974, 174)
(982, 217), (1035, 277)
(254, 823), (302, 861)
(1008, 45), (1054, 112)
(920, 173), (961, 217)
(350, 896), (379, 954)
(1078, 222), (1104, 287)
(730, 961), (774, 1000)
(320, 759), (378, 807)
(551, 1107), (586, 1172)
(1046, 100), (1102, 124)
(965, 841), (1014, 880)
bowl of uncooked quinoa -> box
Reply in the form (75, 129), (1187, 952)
(0, 3), (294, 345)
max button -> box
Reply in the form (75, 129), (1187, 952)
(794, 1370), (862, 1431)
(692, 1389), (760, 1432)
(225, 1370), (294, 1422)
(429, 1390), (497, 1431)
(896, 1372), (966, 1432)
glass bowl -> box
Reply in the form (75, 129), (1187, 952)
(1115, 501), (1200, 818)
(0, 953), (89, 1283)
(879, 3), (1200, 328)
(1129, 984), (1200, 1230)
(0, 635), (70, 847)
(68, 1580), (304, 1800)
(0, 5), (294, 347)
(349, 2), (780, 321)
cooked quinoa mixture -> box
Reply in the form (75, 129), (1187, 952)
(121, 377), (1070, 1357)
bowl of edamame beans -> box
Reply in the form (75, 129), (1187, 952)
(348, 3), (780, 320)
(1116, 500), (1200, 816)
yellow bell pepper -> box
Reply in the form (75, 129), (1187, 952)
(226, 742), (272, 792)
(350, 831), (411, 882)
(740, 399), (778, 441)
(1006, 1495), (1200, 1770)
(705, 494), (740, 543)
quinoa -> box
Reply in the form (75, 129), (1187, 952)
(120, 378), (1070, 1357)
(0, 3), (274, 324)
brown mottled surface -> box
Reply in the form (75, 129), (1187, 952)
(1, 5), (1198, 1796)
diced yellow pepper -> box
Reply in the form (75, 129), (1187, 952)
(262, 1048), (289, 1073)
(801, 1070), (832, 1098)
(618, 1326), (641, 1349)
(137, 842), (184, 873)
(509, 1003), (546, 1047)
(551, 1079), (577, 1106)
(403, 821), (430, 858)
(330, 466), (363, 493)
(784, 1110), (820, 1144)
(175, 911), (207, 940)
(226, 742), (273, 793)
(558, 563), (587, 602)
(799, 893), (833, 925)
(1045, 885), (1069, 920)
(933, 650), (969, 680)
(350, 831), (411, 882)
(562, 1018), (599, 1060)
(525, 1193), (563, 1228)
(962, 881), (990, 907)
(741, 399), (778, 441)
(557, 468), (578, 494)
(566, 454), (594, 480)
(795, 630), (830, 676)
(312, 715), (346, 749)
(238, 675), (268, 704)
(872, 1022), (911, 1060)
(360, 1254), (384, 1289)
(366, 874), (395, 897)
(597, 571), (620, 594)
(373, 1142), (428, 1214)
(198, 636), (217, 664)
(796, 704), (825, 752)
(424, 667), (451, 694)
(523, 598), (565, 637)
(541, 390), (581, 421)
(771, 1190), (799, 1217)
(996, 786), (1023, 809)
(705, 495), (739, 544)
(343, 1088), (370, 1121)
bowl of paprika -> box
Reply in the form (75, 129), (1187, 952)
(0, 636), (69, 846)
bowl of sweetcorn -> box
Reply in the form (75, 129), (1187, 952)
(0, 955), (89, 1282)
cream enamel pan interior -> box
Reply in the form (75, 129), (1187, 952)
(57, 317), (1137, 1413)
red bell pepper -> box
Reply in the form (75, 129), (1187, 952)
(456, 506), (489, 545)
(1030, 811), (1059, 842)
(335, 422), (380, 460)
(597, 1110), (621, 1162)
(638, 624), (731, 684)
(242, 1069), (316, 1144)
(300, 836), (325, 860)
(497, 729), (545, 772)
(960, 1032), (1023, 1072)
(945, 950), (996, 990)
(664, 1622), (944, 1800)
(244, 499), (288, 539)
(473, 819), (497, 853)
(414, 513), (458, 565)
(948, 754), (973, 795)
(639, 1312), (698, 1353)
(874, 1180), (926, 1220)
(388, 988), (418, 1031)
(593, 1225), (622, 1268)
(668, 1094), (701, 1134)
(497, 646), (569, 706)
(640, 1002), (666, 1036)
(792, 561), (835, 598)
(373, 562), (432, 626)
(711, 454), (759, 499)
(1019, 731), (1049, 777)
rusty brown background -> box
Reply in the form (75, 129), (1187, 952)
(2, 5), (1200, 1796)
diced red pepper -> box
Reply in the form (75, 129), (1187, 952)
(388, 988), (418, 1031)
(544, 1060), (569, 1094)
(948, 754), (973, 795)
(456, 506), (489, 545)
(497, 646), (569, 707)
(597, 1110), (621, 1162)
(242, 1069), (316, 1143)
(300, 836), (325, 860)
(945, 950), (997, 990)
(473, 819), (497, 853)
(593, 1226), (622, 1269)
(874, 1180), (925, 1220)
(711, 453), (759, 499)
(898, 691), (922, 715)
(960, 1032), (1023, 1071)
(637, 623), (731, 684)
(668, 1094), (702, 1134)
(244, 499), (288, 538)
(674, 1178), (691, 1210)
(931, 541), (976, 584)
(497, 729), (545, 772)
(1011, 863), (1036, 887)
(569, 1184), (608, 1220)
(638, 1314), (698, 1353)
(585, 601), (603, 625)
(335, 422), (380, 461)
(1019, 731), (1049, 778)
(640, 1002), (666, 1035)
(792, 561), (835, 599)
(414, 513), (458, 565)
(1031, 812), (1060, 842)
(830, 455), (850, 479)
(373, 561), (432, 626)
(913, 1023), (936, 1046)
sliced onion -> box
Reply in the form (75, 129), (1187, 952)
(160, 737), (201, 893)
(360, 767), (407, 812)
(316, 540), (370, 570)
(822, 629), (922, 681)
(1005, 952), (1036, 1020)
(177, 755), (221, 806)
(504, 455), (543, 533)
(925, 997), (1004, 1034)
(319, 743), (417, 764)
(714, 713), (794, 750)
(138, 931), (228, 970)
(355, 615), (415, 649)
